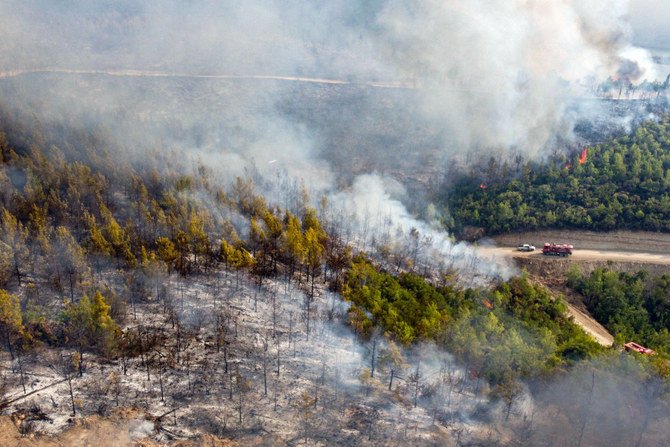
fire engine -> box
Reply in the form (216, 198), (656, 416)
(542, 243), (573, 256)
(623, 342), (655, 355)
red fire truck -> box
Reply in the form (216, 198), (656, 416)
(542, 243), (573, 256)
(623, 342), (655, 355)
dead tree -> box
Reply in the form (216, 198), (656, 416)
(288, 311), (294, 355)
(275, 334), (281, 377)
(156, 350), (165, 403)
(262, 332), (269, 396)
(410, 361), (422, 408)
(304, 295), (312, 342)
(50, 352), (78, 416)
(367, 329), (382, 379)
(235, 367), (252, 426)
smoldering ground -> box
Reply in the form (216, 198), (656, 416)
(148, 268), (519, 444)
(123, 264), (670, 446)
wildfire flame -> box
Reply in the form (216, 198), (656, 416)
(579, 147), (588, 165)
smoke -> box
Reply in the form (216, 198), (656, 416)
(529, 354), (670, 446)
(164, 268), (516, 444)
(0, 1), (659, 153)
(629, 0), (670, 50)
(0, 0), (663, 281)
(329, 174), (516, 282)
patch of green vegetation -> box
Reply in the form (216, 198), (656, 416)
(342, 256), (602, 385)
(446, 116), (670, 234)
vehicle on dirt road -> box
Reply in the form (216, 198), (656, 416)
(542, 242), (573, 256)
(517, 244), (536, 251)
(624, 342), (656, 355)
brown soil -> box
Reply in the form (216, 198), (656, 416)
(0, 408), (158, 447)
(0, 407), (238, 447)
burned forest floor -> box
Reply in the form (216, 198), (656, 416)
(0, 266), (516, 446)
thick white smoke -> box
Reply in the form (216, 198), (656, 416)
(0, 0), (662, 283)
(373, 0), (656, 156)
(330, 174), (516, 283)
(0, 0), (657, 158)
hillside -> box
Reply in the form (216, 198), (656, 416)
(3, 1), (670, 445)
(1, 113), (669, 445)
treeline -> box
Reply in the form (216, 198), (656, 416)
(567, 267), (670, 360)
(343, 257), (602, 387)
(446, 116), (670, 234)
(598, 74), (670, 100)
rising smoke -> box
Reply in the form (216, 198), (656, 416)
(2, 3), (669, 443)
(0, 0), (661, 280)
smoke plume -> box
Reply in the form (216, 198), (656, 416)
(0, 0), (662, 281)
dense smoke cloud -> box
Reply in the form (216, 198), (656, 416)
(0, 0), (662, 281)
(330, 174), (516, 282)
(2, 4), (670, 442)
(0, 0), (658, 157)
(629, 0), (670, 50)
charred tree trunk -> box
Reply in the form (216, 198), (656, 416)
(263, 336), (268, 396)
(370, 339), (377, 378)
(17, 349), (26, 394)
(78, 345), (84, 377)
(67, 375), (76, 416)
(158, 355), (164, 402)
(276, 338), (281, 377)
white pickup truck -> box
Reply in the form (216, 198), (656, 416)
(516, 243), (536, 252)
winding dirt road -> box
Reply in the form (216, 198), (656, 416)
(476, 246), (625, 346)
(477, 233), (670, 346)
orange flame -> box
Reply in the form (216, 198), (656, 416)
(479, 183), (487, 189)
(579, 148), (588, 165)
(483, 300), (493, 309)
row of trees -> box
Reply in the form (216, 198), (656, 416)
(446, 116), (670, 234)
(597, 74), (670, 100)
(0, 115), (348, 298)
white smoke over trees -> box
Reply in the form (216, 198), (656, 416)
(0, 0), (663, 284)
(0, 0), (659, 157)
(0, 4), (669, 444)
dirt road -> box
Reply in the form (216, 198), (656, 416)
(0, 67), (415, 89)
(492, 230), (670, 255)
(477, 245), (625, 346)
(482, 246), (670, 265)
(475, 235), (670, 347)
